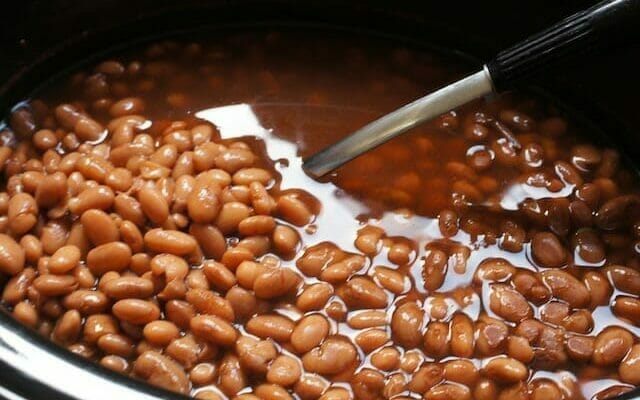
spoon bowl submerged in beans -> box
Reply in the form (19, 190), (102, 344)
(2, 31), (640, 400)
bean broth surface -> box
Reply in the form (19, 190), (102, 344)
(2, 31), (640, 400)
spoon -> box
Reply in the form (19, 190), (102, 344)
(303, 0), (640, 177)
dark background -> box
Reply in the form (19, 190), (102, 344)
(1, 1), (639, 126)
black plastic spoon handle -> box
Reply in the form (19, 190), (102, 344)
(487, 0), (640, 91)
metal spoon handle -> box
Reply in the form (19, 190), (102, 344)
(303, 68), (494, 177)
(303, 0), (640, 178)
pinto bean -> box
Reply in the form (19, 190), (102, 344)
(144, 229), (197, 255)
(302, 337), (357, 375)
(79, 308), (115, 340)
(143, 320), (180, 346)
(573, 228), (605, 265)
(151, 253), (188, 281)
(33, 274), (78, 296)
(355, 328), (389, 354)
(218, 354), (247, 396)
(592, 327), (633, 366)
(294, 374), (329, 400)
(189, 223), (226, 260)
(408, 363), (443, 394)
(103, 276), (154, 299)
(370, 347), (401, 371)
(0, 233), (25, 275)
(246, 314), (294, 342)
(138, 186), (169, 225)
(474, 379), (498, 400)
(8, 193), (38, 235)
(443, 359), (478, 387)
(253, 267), (300, 299)
(613, 296), (640, 325)
(619, 344), (640, 385)
(114, 193), (145, 227)
(235, 335), (277, 373)
(565, 335), (594, 362)
(112, 299), (160, 325)
(35, 172), (67, 209)
(187, 182), (221, 223)
(563, 310), (593, 334)
(474, 258), (515, 283)
(190, 315), (237, 346)
(351, 368), (385, 400)
(40, 220), (70, 255)
(608, 265), (640, 295)
(507, 335), (534, 363)
(540, 270), (590, 308)
(484, 357), (529, 383)
(86, 242), (132, 275)
(2, 268), (35, 304)
(476, 319), (508, 357)
(374, 266), (406, 294)
(63, 289), (108, 315)
(202, 260), (236, 291)
(133, 351), (190, 394)
(423, 249), (447, 291)
(533, 325), (567, 369)
(423, 321), (450, 359)
(489, 284), (532, 322)
(319, 254), (365, 283)
(267, 355), (302, 387)
(450, 313), (474, 358)
(338, 277), (387, 309)
(272, 225), (300, 258)
(349, 310), (387, 329)
(13, 301), (38, 327)
(531, 232), (567, 268)
(68, 185), (114, 215)
(297, 283), (333, 311)
(48, 245), (81, 274)
(583, 271), (612, 308)
(318, 388), (349, 400)
(391, 302), (423, 348)
(277, 194), (313, 226)
(595, 195), (640, 230)
(52, 310), (82, 344)
(81, 209), (119, 245)
(291, 314), (330, 353)
(185, 288), (234, 321)
(97, 333), (135, 357)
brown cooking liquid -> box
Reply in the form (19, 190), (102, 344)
(3, 31), (640, 400)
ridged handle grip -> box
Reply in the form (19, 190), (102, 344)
(487, 0), (640, 91)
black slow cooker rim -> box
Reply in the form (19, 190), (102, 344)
(0, 2), (639, 400)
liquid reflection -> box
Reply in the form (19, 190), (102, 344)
(197, 102), (640, 398)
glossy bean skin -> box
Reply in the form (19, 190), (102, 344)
(391, 302), (424, 348)
(302, 338), (357, 375)
(0, 234), (25, 275)
(133, 351), (190, 394)
(144, 229), (197, 255)
(5, 36), (640, 400)
(620, 344), (640, 385)
(112, 299), (160, 325)
(592, 327), (633, 366)
(246, 314), (295, 343)
(291, 314), (330, 353)
(190, 315), (237, 346)
(86, 242), (132, 275)
(540, 270), (591, 309)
